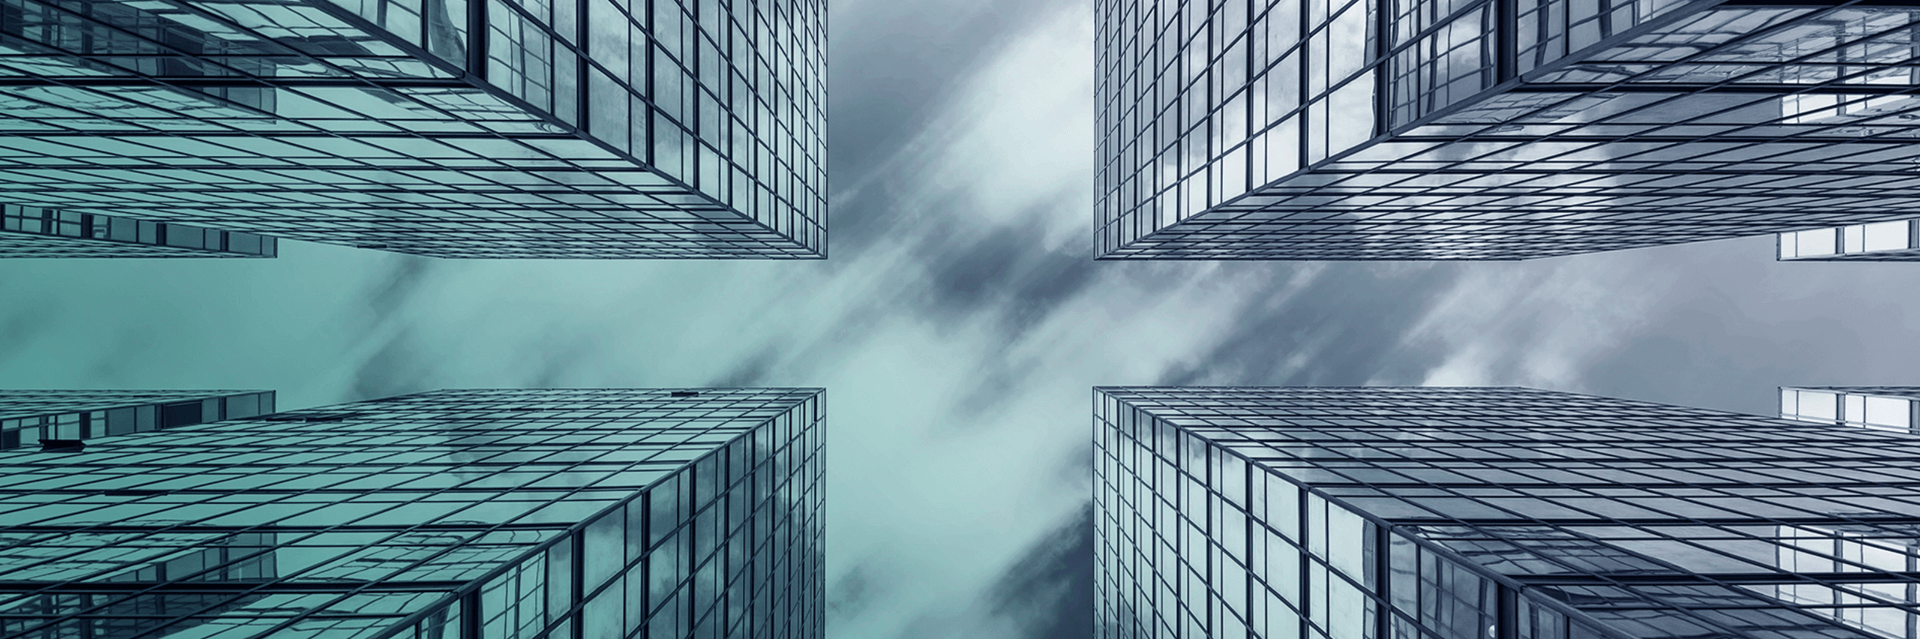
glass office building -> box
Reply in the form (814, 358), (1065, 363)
(1095, 0), (1920, 259)
(0, 0), (826, 258)
(1779, 220), (1920, 261)
(0, 389), (275, 450)
(1095, 386), (1920, 638)
(0, 387), (825, 639)
(1781, 386), (1920, 434)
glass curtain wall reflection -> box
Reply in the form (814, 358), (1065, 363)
(0, 389), (275, 450)
(1095, 386), (1920, 638)
(0, 388), (825, 639)
(0, 0), (826, 258)
(1095, 0), (1920, 259)
(1781, 386), (1920, 434)
(1778, 523), (1920, 638)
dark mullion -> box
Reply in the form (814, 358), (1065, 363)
(461, 587), (483, 639)
(1495, 0), (1517, 82)
(467, 0), (488, 80)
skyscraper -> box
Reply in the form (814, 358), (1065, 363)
(0, 0), (825, 258)
(1095, 386), (1920, 638)
(1095, 0), (1920, 260)
(0, 389), (275, 450)
(1778, 220), (1920, 261)
(1781, 385), (1920, 433)
(0, 387), (825, 638)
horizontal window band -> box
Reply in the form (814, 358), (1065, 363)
(0, 580), (470, 593)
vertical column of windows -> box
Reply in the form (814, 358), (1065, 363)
(1094, 398), (1119, 638)
(461, 0), (823, 252)
(479, 554), (549, 636)
(1095, 0), (1388, 247)
(1383, 0), (1494, 128)
(1097, 399), (1146, 637)
(1513, 0), (1671, 75)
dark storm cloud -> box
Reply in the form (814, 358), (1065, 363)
(741, 0), (1107, 439)
(874, 208), (1102, 425)
(918, 215), (1100, 337)
(349, 329), (437, 400)
(827, 0), (1081, 249)
(367, 255), (435, 319)
(1056, 440), (1094, 493)
(1156, 263), (1465, 387)
(342, 255), (443, 400)
(824, 155), (1097, 357)
(828, 561), (881, 622)
(709, 346), (783, 388)
(987, 502), (1095, 639)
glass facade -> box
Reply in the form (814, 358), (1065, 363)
(1095, 0), (1920, 259)
(1, 205), (277, 258)
(0, 387), (825, 639)
(0, 389), (275, 450)
(0, 0), (826, 258)
(1781, 386), (1920, 434)
(1779, 220), (1920, 261)
(1095, 386), (1920, 638)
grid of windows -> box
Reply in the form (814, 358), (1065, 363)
(0, 389), (275, 451)
(0, 0), (825, 258)
(1096, 386), (1920, 638)
(0, 388), (826, 639)
(1095, 0), (1379, 257)
(1779, 220), (1920, 261)
(1096, 1), (1920, 259)
(1, 205), (277, 258)
(1781, 386), (1920, 435)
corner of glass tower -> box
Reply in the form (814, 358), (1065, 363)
(1095, 0), (1920, 260)
(0, 0), (827, 259)
(1094, 385), (1920, 638)
(0, 387), (825, 638)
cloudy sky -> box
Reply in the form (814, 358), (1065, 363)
(6, 0), (1920, 637)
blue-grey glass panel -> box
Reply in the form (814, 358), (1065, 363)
(1096, 0), (1920, 260)
(0, 0), (825, 259)
(1095, 386), (1920, 638)
(0, 388), (824, 638)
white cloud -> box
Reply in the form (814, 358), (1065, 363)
(1396, 254), (1669, 390)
